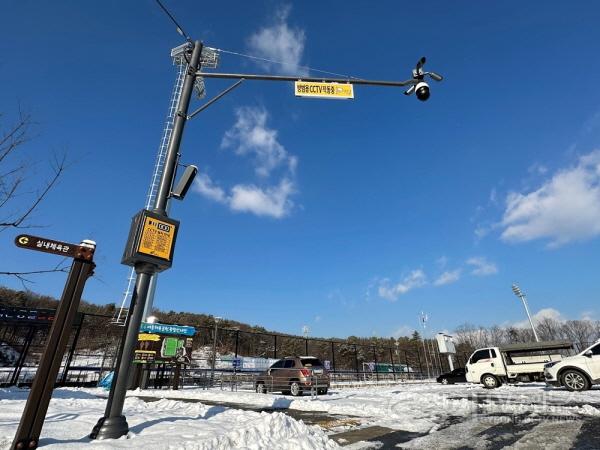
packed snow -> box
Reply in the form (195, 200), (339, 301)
(0, 388), (337, 449)
(2, 382), (600, 449)
(129, 382), (600, 432)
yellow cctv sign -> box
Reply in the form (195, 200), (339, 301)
(295, 81), (354, 99)
(138, 216), (176, 261)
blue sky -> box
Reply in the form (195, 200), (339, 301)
(1, 1), (600, 339)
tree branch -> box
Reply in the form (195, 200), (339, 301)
(0, 267), (70, 289)
(0, 154), (66, 230)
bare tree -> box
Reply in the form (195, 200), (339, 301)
(536, 317), (561, 341)
(455, 318), (600, 349)
(563, 320), (596, 348)
(0, 111), (68, 286)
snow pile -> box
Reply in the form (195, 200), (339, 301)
(0, 390), (338, 449)
(130, 382), (600, 433)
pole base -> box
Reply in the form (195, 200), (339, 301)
(89, 415), (129, 440)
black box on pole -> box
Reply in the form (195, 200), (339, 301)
(122, 209), (179, 272)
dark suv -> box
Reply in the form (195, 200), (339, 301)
(255, 356), (330, 396)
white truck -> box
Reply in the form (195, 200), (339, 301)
(465, 340), (573, 389)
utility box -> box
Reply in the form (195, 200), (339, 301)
(436, 333), (456, 354)
(122, 209), (179, 272)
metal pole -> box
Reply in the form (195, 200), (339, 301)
(60, 316), (83, 385)
(389, 347), (396, 381)
(234, 330), (239, 358)
(10, 326), (34, 386)
(331, 341), (336, 374)
(421, 339), (430, 379)
(90, 267), (153, 440)
(91, 40), (203, 441)
(447, 354), (454, 371)
(520, 294), (540, 342)
(353, 344), (359, 381)
(210, 319), (219, 385)
(372, 346), (379, 382)
(197, 71), (416, 87)
(155, 42), (203, 215)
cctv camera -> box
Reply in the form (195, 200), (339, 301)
(415, 82), (430, 101)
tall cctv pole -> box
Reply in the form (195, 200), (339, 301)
(90, 40), (204, 441)
(512, 284), (540, 342)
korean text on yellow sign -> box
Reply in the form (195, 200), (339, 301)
(137, 217), (175, 260)
(295, 81), (354, 99)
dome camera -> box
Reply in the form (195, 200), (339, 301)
(415, 82), (430, 101)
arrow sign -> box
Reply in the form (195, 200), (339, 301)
(14, 234), (93, 260)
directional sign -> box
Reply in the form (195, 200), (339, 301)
(295, 81), (354, 99)
(14, 234), (93, 260)
(232, 358), (242, 368)
(140, 322), (195, 336)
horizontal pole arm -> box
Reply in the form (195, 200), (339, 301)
(197, 72), (416, 87)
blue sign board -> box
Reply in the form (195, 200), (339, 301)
(232, 358), (242, 368)
(140, 322), (195, 336)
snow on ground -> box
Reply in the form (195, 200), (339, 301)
(128, 382), (600, 433)
(2, 383), (600, 449)
(0, 388), (337, 450)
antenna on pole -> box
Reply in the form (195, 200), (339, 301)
(155, 0), (192, 43)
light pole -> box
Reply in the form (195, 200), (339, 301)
(210, 316), (222, 385)
(419, 312), (431, 379)
(90, 40), (205, 441)
(302, 325), (310, 355)
(90, 3), (444, 438)
(512, 284), (540, 342)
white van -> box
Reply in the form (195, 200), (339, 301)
(465, 340), (573, 389)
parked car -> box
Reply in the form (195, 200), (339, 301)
(255, 356), (330, 396)
(436, 368), (466, 385)
(544, 339), (600, 391)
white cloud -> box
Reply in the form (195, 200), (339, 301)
(194, 106), (298, 219)
(229, 178), (295, 218)
(392, 325), (414, 338)
(434, 269), (461, 286)
(378, 270), (426, 301)
(194, 175), (295, 219)
(514, 308), (565, 328)
(466, 257), (498, 276)
(247, 5), (307, 75)
(194, 173), (226, 203)
(221, 106), (296, 178)
(500, 150), (600, 247)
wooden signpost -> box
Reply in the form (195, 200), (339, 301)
(11, 235), (96, 450)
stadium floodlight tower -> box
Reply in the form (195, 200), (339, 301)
(512, 284), (540, 342)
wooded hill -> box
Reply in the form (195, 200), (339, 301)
(0, 285), (424, 350)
